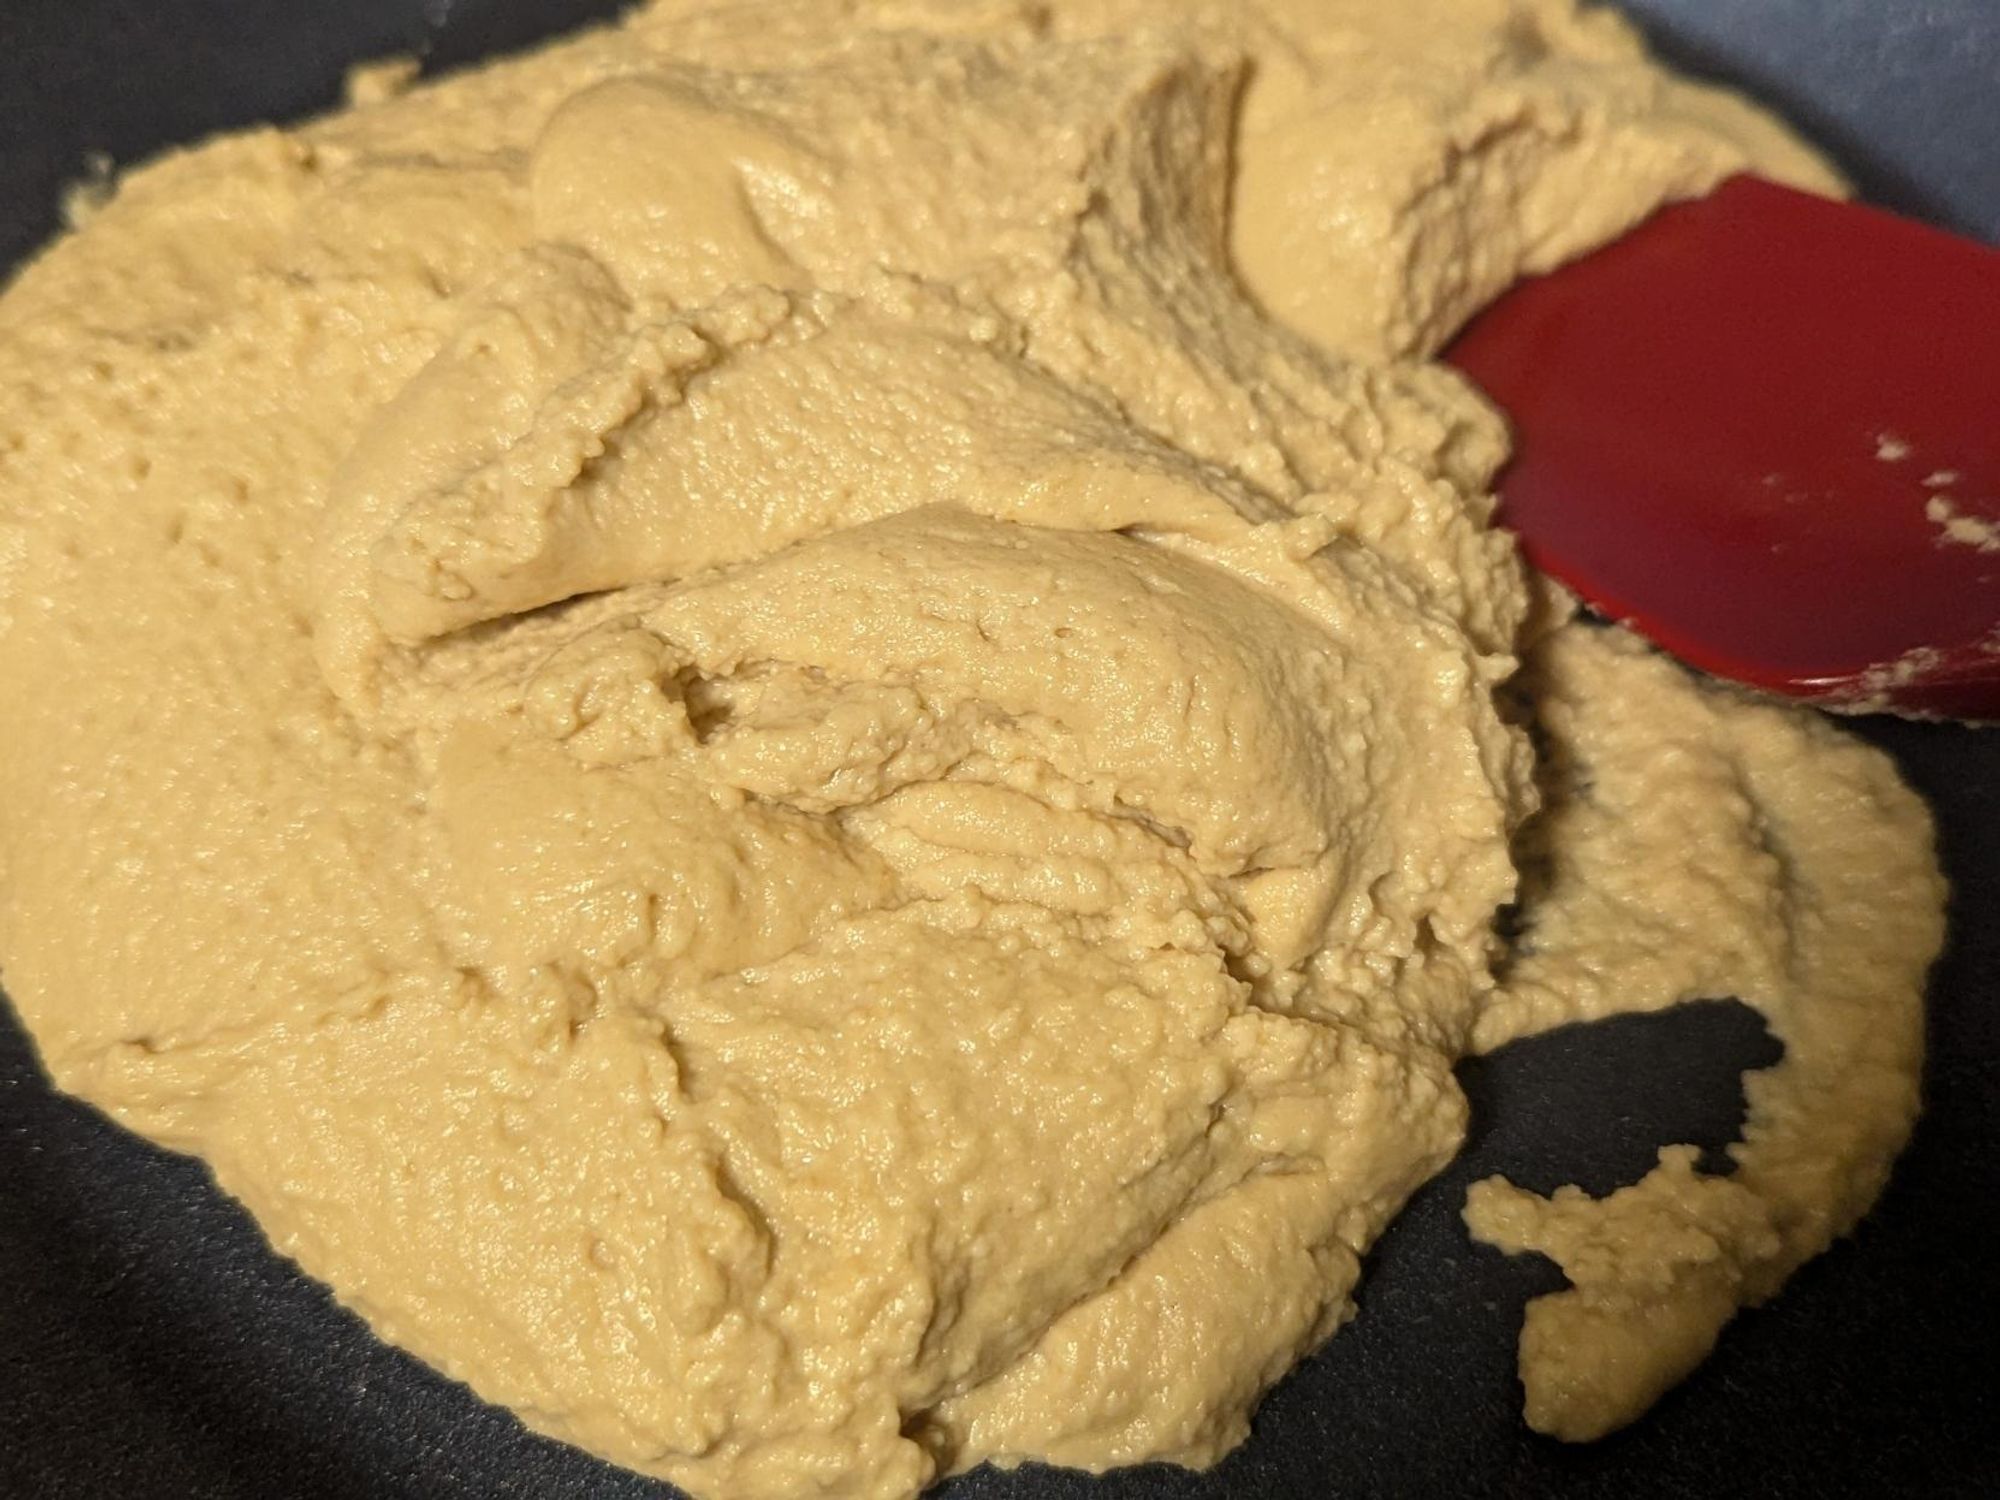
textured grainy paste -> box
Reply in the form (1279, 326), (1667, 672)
(0, 3), (1943, 1496)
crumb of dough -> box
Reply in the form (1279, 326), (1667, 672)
(0, 3), (1940, 1497)
(57, 149), (118, 230)
(1926, 494), (2000, 552)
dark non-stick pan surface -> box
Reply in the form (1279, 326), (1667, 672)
(2, 3), (1997, 1496)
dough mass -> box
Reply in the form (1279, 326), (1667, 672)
(0, 2), (1944, 1495)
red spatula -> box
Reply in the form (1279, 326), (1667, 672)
(1446, 176), (2000, 720)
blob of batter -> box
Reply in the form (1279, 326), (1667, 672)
(0, 3), (1942, 1497)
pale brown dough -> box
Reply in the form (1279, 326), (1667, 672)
(0, 3), (1941, 1497)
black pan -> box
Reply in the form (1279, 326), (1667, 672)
(2, 3), (1996, 1496)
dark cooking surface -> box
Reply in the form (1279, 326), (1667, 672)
(2, 3), (1996, 1496)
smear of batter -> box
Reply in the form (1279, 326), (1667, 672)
(0, 3), (1942, 1496)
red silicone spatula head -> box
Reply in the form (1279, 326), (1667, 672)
(1447, 176), (2000, 720)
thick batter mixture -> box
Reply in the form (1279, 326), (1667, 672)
(0, 3), (1944, 1496)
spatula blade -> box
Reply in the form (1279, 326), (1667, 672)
(1448, 176), (2000, 720)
